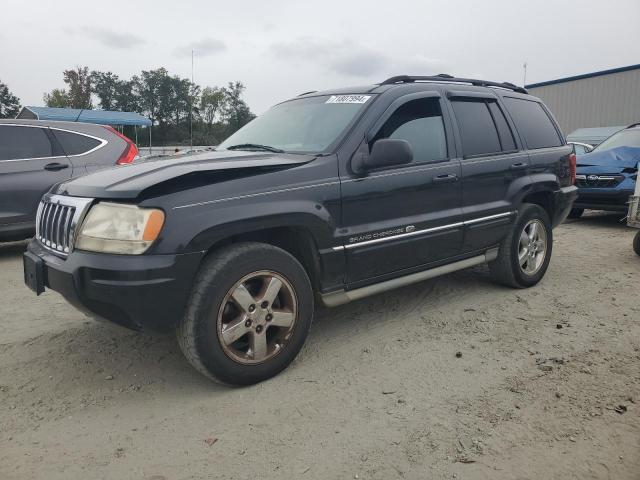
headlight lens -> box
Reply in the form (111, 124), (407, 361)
(75, 202), (165, 254)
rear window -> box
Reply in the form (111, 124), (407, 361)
(52, 130), (102, 156)
(502, 97), (562, 149)
(0, 125), (53, 160)
(451, 99), (501, 157)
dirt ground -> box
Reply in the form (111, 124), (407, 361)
(1, 212), (639, 480)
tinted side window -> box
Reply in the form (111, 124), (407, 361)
(0, 125), (53, 160)
(451, 99), (501, 157)
(502, 97), (562, 149)
(52, 130), (102, 156)
(372, 98), (447, 163)
(488, 102), (516, 151)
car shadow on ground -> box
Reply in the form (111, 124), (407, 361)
(565, 211), (628, 229)
(13, 266), (495, 395)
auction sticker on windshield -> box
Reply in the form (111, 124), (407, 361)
(325, 95), (371, 104)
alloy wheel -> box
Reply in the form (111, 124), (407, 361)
(518, 219), (547, 276)
(217, 270), (298, 365)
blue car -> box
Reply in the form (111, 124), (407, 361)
(570, 124), (640, 218)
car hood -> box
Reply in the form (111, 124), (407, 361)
(54, 150), (316, 199)
(576, 146), (640, 170)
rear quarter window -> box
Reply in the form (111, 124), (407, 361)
(502, 97), (562, 149)
(52, 130), (102, 156)
(0, 125), (53, 160)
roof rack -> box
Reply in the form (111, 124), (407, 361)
(379, 74), (528, 94)
(297, 90), (317, 96)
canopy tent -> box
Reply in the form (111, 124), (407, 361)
(17, 106), (151, 126)
(17, 106), (153, 151)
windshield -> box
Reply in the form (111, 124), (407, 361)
(218, 94), (373, 153)
(594, 128), (640, 152)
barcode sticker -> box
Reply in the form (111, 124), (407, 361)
(325, 95), (371, 104)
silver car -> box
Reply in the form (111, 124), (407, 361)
(0, 119), (138, 241)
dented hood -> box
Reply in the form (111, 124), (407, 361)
(54, 150), (316, 199)
(576, 146), (640, 169)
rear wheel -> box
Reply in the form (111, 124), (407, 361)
(177, 242), (314, 385)
(567, 208), (584, 219)
(490, 204), (553, 288)
(633, 232), (640, 256)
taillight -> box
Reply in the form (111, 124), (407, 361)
(569, 153), (577, 185)
(104, 126), (139, 165)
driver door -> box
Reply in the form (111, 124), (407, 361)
(339, 92), (463, 285)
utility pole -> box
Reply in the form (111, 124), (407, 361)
(523, 62), (528, 87)
(190, 49), (194, 150)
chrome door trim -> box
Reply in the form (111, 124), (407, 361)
(332, 211), (514, 251)
(0, 123), (108, 162)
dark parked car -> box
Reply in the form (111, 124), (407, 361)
(570, 124), (640, 218)
(0, 119), (138, 241)
(24, 75), (577, 385)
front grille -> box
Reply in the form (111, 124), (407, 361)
(38, 202), (75, 253)
(576, 174), (624, 188)
(36, 194), (94, 256)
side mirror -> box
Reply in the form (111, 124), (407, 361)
(365, 139), (413, 171)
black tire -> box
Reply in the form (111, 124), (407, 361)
(489, 203), (553, 288)
(634, 232), (640, 257)
(177, 242), (314, 386)
(567, 208), (584, 219)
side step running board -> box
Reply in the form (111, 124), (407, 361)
(320, 248), (499, 307)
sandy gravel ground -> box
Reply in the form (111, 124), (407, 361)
(1, 212), (639, 480)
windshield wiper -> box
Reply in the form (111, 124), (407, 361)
(226, 143), (284, 153)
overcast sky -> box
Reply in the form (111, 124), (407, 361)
(2, 0), (639, 115)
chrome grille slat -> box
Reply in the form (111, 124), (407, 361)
(35, 194), (94, 257)
(62, 208), (73, 252)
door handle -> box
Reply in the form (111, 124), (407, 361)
(432, 174), (458, 184)
(44, 162), (69, 171)
(510, 162), (528, 171)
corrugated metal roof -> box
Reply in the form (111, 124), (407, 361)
(19, 106), (152, 126)
(526, 64), (640, 89)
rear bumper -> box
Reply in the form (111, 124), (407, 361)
(552, 185), (578, 227)
(574, 188), (633, 213)
(26, 240), (205, 333)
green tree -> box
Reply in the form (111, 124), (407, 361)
(63, 66), (92, 109)
(114, 79), (139, 112)
(0, 80), (21, 118)
(200, 86), (225, 131)
(135, 68), (169, 125)
(222, 81), (254, 132)
(91, 71), (119, 110)
(43, 88), (70, 108)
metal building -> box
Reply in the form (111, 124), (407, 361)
(525, 64), (640, 135)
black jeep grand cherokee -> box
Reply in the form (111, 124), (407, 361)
(24, 75), (577, 385)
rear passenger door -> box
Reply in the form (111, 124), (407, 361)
(340, 93), (463, 284)
(0, 124), (72, 230)
(446, 92), (526, 253)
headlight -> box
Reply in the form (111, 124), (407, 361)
(75, 202), (165, 254)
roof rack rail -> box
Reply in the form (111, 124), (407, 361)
(379, 74), (528, 94)
(298, 90), (318, 96)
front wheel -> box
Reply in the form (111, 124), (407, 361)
(177, 242), (314, 385)
(490, 204), (553, 288)
(633, 232), (640, 256)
